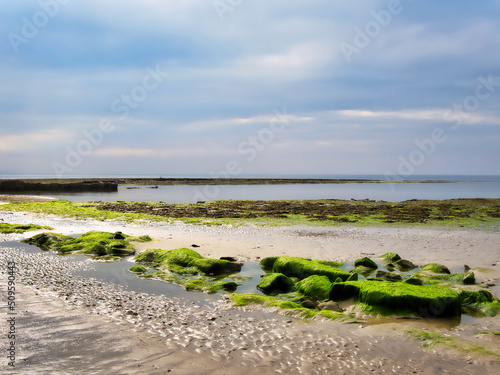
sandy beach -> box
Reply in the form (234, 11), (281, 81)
(1, 210), (500, 374)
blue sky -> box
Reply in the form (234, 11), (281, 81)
(1, 0), (499, 177)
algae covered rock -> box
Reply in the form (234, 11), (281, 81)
(421, 263), (451, 274)
(463, 271), (476, 285)
(379, 252), (401, 263)
(296, 275), (333, 300)
(376, 270), (402, 282)
(185, 279), (208, 291)
(394, 259), (417, 272)
(318, 301), (343, 312)
(23, 231), (137, 256)
(404, 277), (423, 286)
(354, 257), (378, 269)
(23, 232), (73, 250)
(330, 280), (461, 318)
(272, 256), (350, 282)
(129, 266), (146, 273)
(346, 272), (359, 281)
(135, 247), (242, 276)
(259, 257), (279, 271)
(257, 273), (294, 294)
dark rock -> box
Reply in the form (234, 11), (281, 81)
(354, 257), (378, 269)
(191, 244), (200, 248)
(375, 270), (402, 282)
(394, 259), (417, 272)
(318, 301), (343, 312)
(220, 256), (237, 262)
(301, 298), (317, 309)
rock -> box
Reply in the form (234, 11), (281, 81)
(404, 277), (423, 286)
(346, 273), (358, 281)
(272, 256), (350, 282)
(318, 301), (343, 312)
(379, 252), (401, 263)
(301, 298), (317, 309)
(463, 271), (475, 285)
(464, 265), (471, 272)
(191, 244), (200, 248)
(220, 256), (237, 262)
(394, 259), (417, 272)
(354, 257), (378, 269)
(296, 275), (333, 300)
(421, 263), (451, 274)
(256, 273), (294, 294)
(375, 270), (402, 282)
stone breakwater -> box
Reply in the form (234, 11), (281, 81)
(0, 246), (493, 375)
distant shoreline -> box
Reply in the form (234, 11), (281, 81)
(0, 177), (456, 187)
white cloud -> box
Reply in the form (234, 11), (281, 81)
(0, 129), (71, 152)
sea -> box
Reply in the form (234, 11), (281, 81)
(1, 174), (500, 203)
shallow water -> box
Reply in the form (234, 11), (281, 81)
(39, 180), (500, 203)
(3, 240), (492, 327)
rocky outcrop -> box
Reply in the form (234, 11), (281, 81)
(0, 179), (117, 193)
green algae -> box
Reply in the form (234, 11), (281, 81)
(259, 256), (279, 271)
(0, 223), (53, 234)
(379, 252), (401, 263)
(22, 231), (141, 258)
(135, 247), (242, 276)
(354, 257), (378, 269)
(404, 329), (500, 357)
(4, 198), (500, 229)
(296, 275), (332, 300)
(129, 266), (147, 273)
(331, 281), (461, 317)
(272, 256), (351, 282)
(421, 263), (451, 274)
(256, 273), (294, 294)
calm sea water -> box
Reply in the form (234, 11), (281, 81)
(2, 174), (499, 202)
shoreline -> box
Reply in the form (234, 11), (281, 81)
(1, 211), (500, 373)
(0, 177), (457, 187)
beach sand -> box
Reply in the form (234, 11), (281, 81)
(1, 210), (500, 374)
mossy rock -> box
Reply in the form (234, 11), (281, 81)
(421, 263), (451, 274)
(135, 248), (242, 276)
(0, 223), (53, 234)
(379, 252), (401, 263)
(346, 272), (358, 281)
(272, 256), (350, 282)
(463, 271), (476, 285)
(459, 289), (500, 317)
(404, 277), (423, 286)
(353, 265), (377, 277)
(185, 279), (208, 291)
(260, 257), (279, 271)
(129, 266), (147, 273)
(394, 259), (418, 272)
(257, 273), (294, 294)
(206, 281), (239, 294)
(330, 281), (461, 318)
(354, 257), (378, 269)
(296, 275), (333, 300)
(375, 270), (402, 282)
(22, 232), (74, 250)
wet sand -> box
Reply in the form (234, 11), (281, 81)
(1, 211), (500, 374)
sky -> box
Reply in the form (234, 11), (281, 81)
(0, 0), (499, 178)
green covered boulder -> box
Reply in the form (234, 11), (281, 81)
(260, 257), (279, 271)
(272, 256), (351, 282)
(354, 257), (378, 269)
(330, 280), (461, 318)
(135, 248), (242, 276)
(375, 270), (402, 282)
(257, 273), (294, 294)
(421, 263), (451, 274)
(379, 252), (401, 263)
(296, 275), (333, 300)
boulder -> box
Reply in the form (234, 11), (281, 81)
(354, 257), (378, 269)
(421, 263), (451, 274)
(318, 301), (343, 312)
(256, 273), (294, 294)
(272, 256), (350, 282)
(296, 275), (332, 300)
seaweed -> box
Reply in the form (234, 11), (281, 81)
(272, 256), (351, 282)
